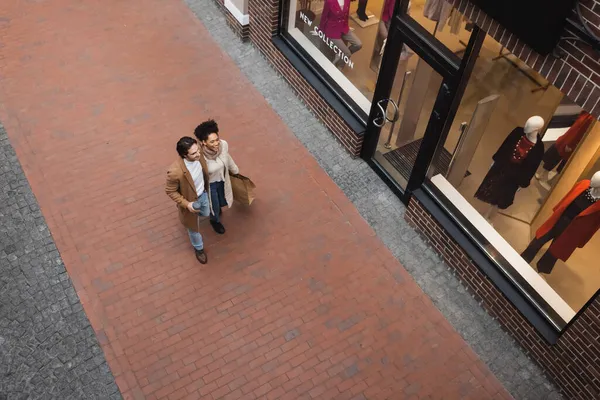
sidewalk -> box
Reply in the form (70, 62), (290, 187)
(0, 0), (529, 399)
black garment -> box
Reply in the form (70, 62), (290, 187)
(542, 144), (566, 173)
(474, 128), (544, 209)
(521, 189), (597, 273)
(357, 0), (368, 20)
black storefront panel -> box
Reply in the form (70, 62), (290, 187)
(468, 0), (577, 55)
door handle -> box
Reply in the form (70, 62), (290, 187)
(373, 98), (399, 128)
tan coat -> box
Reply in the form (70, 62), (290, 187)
(204, 140), (239, 209)
(165, 157), (211, 232)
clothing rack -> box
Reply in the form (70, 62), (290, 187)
(492, 46), (550, 93)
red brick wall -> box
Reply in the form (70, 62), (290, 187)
(449, 0), (600, 120)
(212, 0), (250, 41)
(406, 198), (600, 400)
(246, 0), (364, 155)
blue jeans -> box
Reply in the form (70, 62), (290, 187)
(187, 191), (210, 251)
(209, 181), (228, 224)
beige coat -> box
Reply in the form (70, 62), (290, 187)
(165, 156), (211, 232)
(204, 139), (239, 209)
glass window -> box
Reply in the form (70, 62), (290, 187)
(426, 31), (600, 325)
(284, 0), (397, 114)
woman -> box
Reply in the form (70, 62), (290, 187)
(194, 119), (239, 234)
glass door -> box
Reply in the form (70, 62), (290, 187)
(373, 50), (445, 189)
(360, 2), (484, 200)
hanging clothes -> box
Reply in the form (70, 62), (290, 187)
(423, 0), (444, 21)
(533, 180), (600, 262)
(448, 7), (462, 34)
(474, 127), (544, 210)
(555, 111), (595, 159)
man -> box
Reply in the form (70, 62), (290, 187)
(165, 137), (211, 264)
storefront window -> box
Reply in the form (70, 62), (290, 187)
(284, 0), (392, 114)
(424, 32), (600, 323)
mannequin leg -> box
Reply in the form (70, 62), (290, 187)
(537, 145), (560, 190)
(342, 30), (363, 54)
(357, 0), (368, 21)
(483, 205), (499, 221)
(556, 159), (567, 174)
(536, 169), (549, 182)
(521, 222), (561, 263)
(330, 38), (351, 68)
(537, 250), (558, 274)
(378, 20), (388, 41)
(521, 235), (551, 263)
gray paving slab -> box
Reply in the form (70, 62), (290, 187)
(183, 1), (564, 398)
(0, 125), (122, 400)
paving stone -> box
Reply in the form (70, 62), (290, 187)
(0, 124), (122, 399)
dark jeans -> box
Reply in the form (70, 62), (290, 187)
(210, 181), (227, 224)
(521, 223), (564, 274)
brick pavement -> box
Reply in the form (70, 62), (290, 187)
(0, 0), (514, 399)
(186, 0), (563, 398)
(0, 124), (121, 399)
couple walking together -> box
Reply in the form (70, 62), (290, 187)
(165, 119), (239, 264)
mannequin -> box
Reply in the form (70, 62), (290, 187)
(320, 0), (363, 69)
(521, 171), (600, 275)
(537, 111), (594, 189)
(378, 1), (413, 62)
(475, 116), (545, 222)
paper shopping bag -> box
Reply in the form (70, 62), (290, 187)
(230, 174), (256, 205)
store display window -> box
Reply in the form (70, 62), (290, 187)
(364, 1), (600, 326)
(422, 35), (600, 325)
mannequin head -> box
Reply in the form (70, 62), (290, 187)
(524, 116), (545, 135)
(591, 171), (600, 188)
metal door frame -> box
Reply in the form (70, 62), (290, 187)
(360, 0), (486, 204)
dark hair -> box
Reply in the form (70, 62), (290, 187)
(194, 119), (219, 142)
(176, 136), (198, 158)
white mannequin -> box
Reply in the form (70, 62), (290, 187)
(483, 116), (545, 222)
(523, 116), (544, 142)
(591, 171), (600, 199)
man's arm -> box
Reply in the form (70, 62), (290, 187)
(165, 169), (190, 210)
